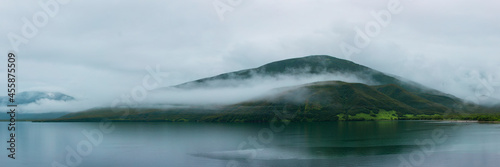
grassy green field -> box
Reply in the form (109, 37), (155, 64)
(338, 110), (398, 121)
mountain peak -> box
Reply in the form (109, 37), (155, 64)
(173, 55), (374, 89)
(255, 55), (368, 74)
(295, 55), (355, 63)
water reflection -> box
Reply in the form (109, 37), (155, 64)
(0, 121), (499, 167)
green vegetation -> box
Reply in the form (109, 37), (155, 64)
(399, 114), (443, 120)
(336, 110), (398, 121)
(442, 113), (500, 122)
(40, 107), (500, 123)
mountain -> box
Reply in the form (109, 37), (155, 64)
(173, 55), (463, 109)
(0, 91), (75, 106)
(43, 55), (476, 122)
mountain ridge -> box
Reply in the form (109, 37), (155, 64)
(0, 91), (74, 106)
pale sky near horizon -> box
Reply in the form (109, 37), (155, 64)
(1, 0), (499, 112)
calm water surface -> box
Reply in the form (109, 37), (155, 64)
(1, 121), (499, 167)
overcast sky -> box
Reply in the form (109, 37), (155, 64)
(1, 0), (499, 112)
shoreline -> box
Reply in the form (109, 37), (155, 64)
(436, 119), (500, 124)
(26, 119), (500, 123)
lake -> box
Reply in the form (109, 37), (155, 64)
(1, 121), (499, 167)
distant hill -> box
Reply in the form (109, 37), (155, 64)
(0, 112), (70, 121)
(0, 91), (74, 106)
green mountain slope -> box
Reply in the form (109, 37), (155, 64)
(374, 84), (449, 113)
(200, 81), (454, 122)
